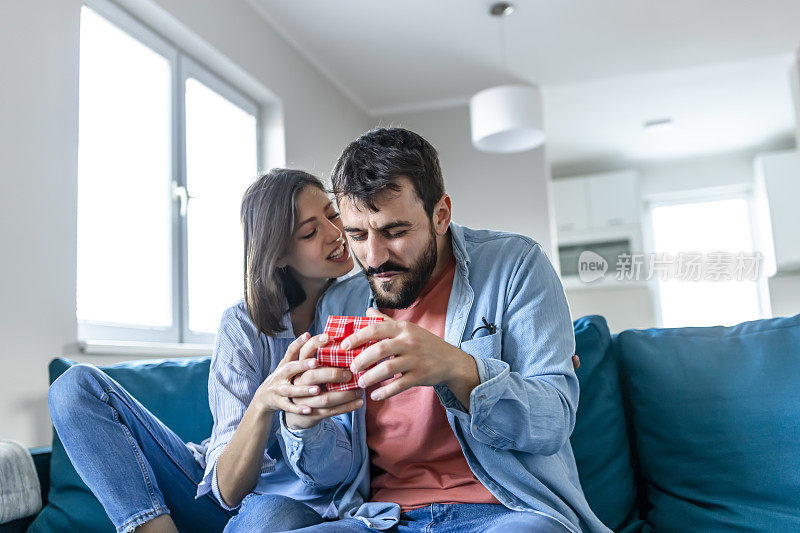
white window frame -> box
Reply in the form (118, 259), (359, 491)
(78, 0), (262, 345)
(642, 184), (773, 327)
(178, 56), (261, 344)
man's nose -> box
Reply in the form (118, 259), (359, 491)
(364, 236), (389, 269)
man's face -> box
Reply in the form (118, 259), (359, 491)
(339, 178), (437, 309)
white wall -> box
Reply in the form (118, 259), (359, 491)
(375, 105), (556, 260)
(792, 51), (800, 149)
(637, 152), (755, 197)
(0, 0), (82, 448)
(773, 53), (800, 319)
(0, 0), (370, 447)
(768, 273), (800, 318)
(566, 286), (656, 333)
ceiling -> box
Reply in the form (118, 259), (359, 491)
(248, 0), (800, 167)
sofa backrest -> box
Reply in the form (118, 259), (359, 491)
(29, 356), (213, 533)
(571, 315), (642, 532)
(34, 321), (649, 532)
(40, 312), (800, 532)
(615, 312), (800, 532)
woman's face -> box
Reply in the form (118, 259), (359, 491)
(283, 186), (354, 283)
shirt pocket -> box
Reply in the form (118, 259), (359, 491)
(459, 329), (502, 360)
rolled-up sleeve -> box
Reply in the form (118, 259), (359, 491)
(195, 305), (277, 510)
(278, 411), (354, 489)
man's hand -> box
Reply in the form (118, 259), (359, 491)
(346, 308), (480, 407)
(346, 310), (583, 409)
(283, 333), (365, 430)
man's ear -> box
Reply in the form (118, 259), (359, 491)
(431, 194), (452, 236)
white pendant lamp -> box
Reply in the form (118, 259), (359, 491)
(470, 3), (546, 154)
(470, 84), (545, 153)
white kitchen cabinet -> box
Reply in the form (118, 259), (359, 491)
(586, 171), (639, 228)
(553, 170), (643, 284)
(553, 177), (590, 233)
(553, 170), (640, 236)
(754, 150), (800, 272)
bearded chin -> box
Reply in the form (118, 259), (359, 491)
(369, 230), (438, 310)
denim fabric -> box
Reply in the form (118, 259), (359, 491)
(33, 356), (217, 532)
(290, 503), (571, 532)
(279, 223), (611, 533)
(223, 494), (324, 532)
(48, 364), (234, 533)
(197, 300), (335, 516)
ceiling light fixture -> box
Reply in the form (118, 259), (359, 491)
(470, 2), (546, 153)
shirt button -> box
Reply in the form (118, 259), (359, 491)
(472, 425), (478, 431)
(478, 395), (486, 400)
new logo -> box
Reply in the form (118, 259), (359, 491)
(578, 251), (607, 283)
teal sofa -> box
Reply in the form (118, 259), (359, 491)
(4, 312), (800, 532)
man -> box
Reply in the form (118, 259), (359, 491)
(278, 128), (609, 532)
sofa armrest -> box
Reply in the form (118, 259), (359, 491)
(0, 446), (51, 533)
(28, 446), (51, 506)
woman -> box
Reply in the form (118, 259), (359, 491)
(49, 169), (360, 533)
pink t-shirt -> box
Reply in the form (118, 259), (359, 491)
(366, 257), (500, 510)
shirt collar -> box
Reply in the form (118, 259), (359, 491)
(448, 222), (470, 274)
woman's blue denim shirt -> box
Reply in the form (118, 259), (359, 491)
(279, 223), (612, 533)
(194, 299), (335, 514)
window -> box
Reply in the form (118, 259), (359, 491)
(77, 2), (259, 344)
(649, 195), (767, 328)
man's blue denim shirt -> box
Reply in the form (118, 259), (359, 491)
(279, 223), (611, 533)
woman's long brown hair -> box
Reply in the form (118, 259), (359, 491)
(240, 168), (326, 336)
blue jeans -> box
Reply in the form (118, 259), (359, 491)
(48, 364), (322, 533)
(289, 503), (571, 532)
(223, 493), (325, 532)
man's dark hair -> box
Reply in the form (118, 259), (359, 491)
(331, 128), (445, 215)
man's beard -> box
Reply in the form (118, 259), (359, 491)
(363, 228), (438, 309)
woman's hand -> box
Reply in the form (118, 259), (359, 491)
(252, 332), (326, 416)
(283, 333), (366, 430)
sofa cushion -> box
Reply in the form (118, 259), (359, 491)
(570, 315), (641, 532)
(29, 356), (212, 533)
(616, 313), (800, 532)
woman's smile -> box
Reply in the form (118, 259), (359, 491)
(327, 240), (350, 263)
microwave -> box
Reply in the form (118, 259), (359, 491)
(558, 238), (635, 279)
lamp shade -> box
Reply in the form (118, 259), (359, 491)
(469, 84), (546, 153)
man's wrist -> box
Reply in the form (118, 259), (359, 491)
(442, 346), (473, 384)
(281, 411), (324, 441)
(284, 412), (318, 431)
(442, 347), (480, 408)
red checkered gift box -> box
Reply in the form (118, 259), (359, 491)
(317, 315), (383, 391)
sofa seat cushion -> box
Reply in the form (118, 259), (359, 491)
(570, 315), (641, 532)
(616, 313), (800, 532)
(29, 356), (212, 533)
